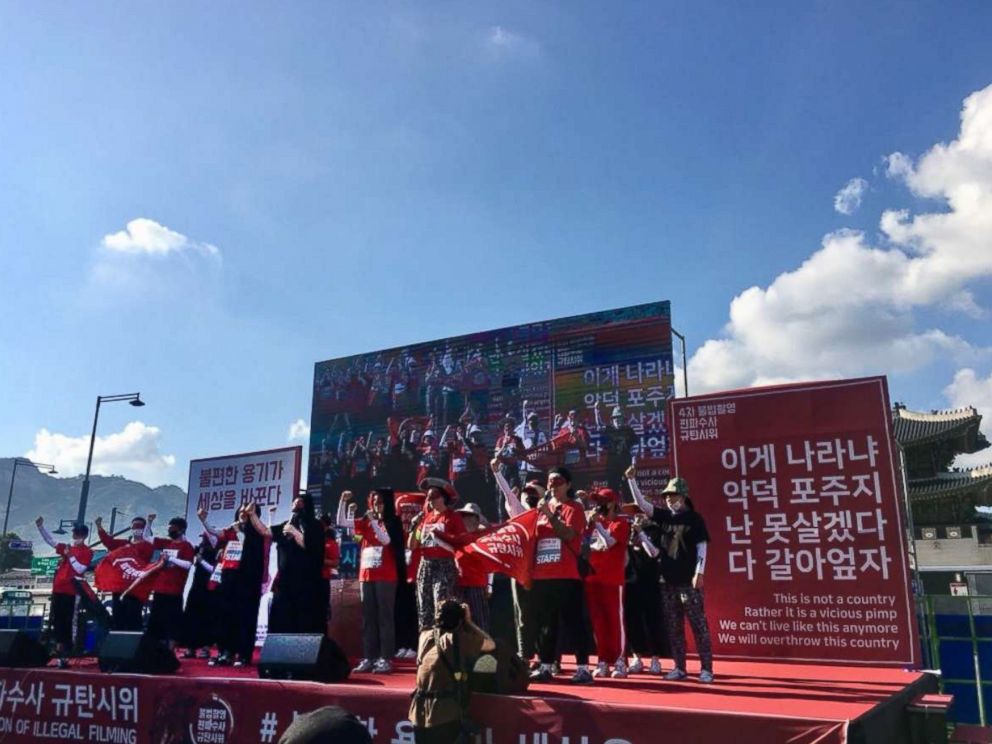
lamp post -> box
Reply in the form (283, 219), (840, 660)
(76, 393), (145, 526)
(4, 458), (57, 537)
(109, 507), (130, 535)
(671, 328), (689, 397)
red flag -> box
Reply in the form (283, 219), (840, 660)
(462, 510), (538, 589)
(95, 544), (157, 603)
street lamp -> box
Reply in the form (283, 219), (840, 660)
(109, 506), (131, 534)
(52, 519), (81, 536)
(76, 393), (145, 526)
(671, 328), (689, 397)
(4, 458), (57, 537)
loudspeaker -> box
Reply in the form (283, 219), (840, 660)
(0, 630), (49, 668)
(258, 634), (350, 682)
(98, 632), (180, 675)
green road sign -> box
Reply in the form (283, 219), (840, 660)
(30, 556), (60, 578)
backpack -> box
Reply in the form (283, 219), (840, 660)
(469, 639), (530, 695)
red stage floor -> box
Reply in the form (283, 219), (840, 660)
(0, 655), (933, 744)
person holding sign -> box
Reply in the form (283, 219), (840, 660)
(529, 466), (594, 685)
(36, 517), (92, 668)
(627, 466), (714, 683)
(337, 488), (406, 674)
(144, 516), (196, 652)
(199, 502), (270, 667)
(94, 513), (153, 631)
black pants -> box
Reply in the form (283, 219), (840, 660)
(269, 584), (326, 635)
(530, 578), (590, 665)
(147, 594), (183, 643)
(50, 593), (76, 649)
(624, 579), (669, 658)
(111, 594), (144, 632)
(395, 581), (418, 651)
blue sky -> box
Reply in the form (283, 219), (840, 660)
(1, 2), (991, 487)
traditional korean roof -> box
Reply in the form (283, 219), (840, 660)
(910, 464), (992, 502)
(892, 405), (988, 451)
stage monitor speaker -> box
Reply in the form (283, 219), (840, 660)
(258, 633), (350, 682)
(98, 632), (180, 675)
(0, 630), (49, 668)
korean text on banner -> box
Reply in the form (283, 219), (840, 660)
(669, 376), (917, 666)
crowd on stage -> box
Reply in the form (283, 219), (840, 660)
(35, 460), (712, 687)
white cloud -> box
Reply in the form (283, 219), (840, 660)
(26, 421), (177, 486)
(833, 177), (868, 215)
(945, 368), (992, 468)
(288, 419), (311, 442)
(689, 83), (992, 393)
(485, 26), (540, 58)
(102, 218), (219, 258)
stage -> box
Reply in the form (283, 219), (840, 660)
(0, 655), (935, 744)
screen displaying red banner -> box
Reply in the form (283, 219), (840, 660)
(669, 377), (918, 666)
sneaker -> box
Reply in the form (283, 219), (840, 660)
(551, 661), (562, 676)
(528, 660), (542, 672)
(611, 660), (628, 679)
(208, 654), (230, 667)
(664, 668), (687, 681)
(353, 658), (374, 673)
(403, 648), (418, 659)
(628, 657), (644, 674)
(197, 648), (211, 659)
(395, 648), (411, 659)
(649, 658), (663, 675)
(372, 659), (393, 674)
(529, 666), (553, 682)
(570, 667), (594, 685)
(592, 661), (610, 678)
(699, 670), (714, 683)
(55, 658), (69, 669)
(181, 649), (195, 659)
(233, 659), (245, 668)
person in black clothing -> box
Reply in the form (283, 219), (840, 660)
(623, 510), (669, 674)
(628, 466), (714, 683)
(180, 532), (220, 658)
(202, 503), (270, 666)
(250, 494), (326, 635)
(596, 402), (637, 497)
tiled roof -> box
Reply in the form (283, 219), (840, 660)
(892, 406), (985, 448)
(910, 464), (992, 502)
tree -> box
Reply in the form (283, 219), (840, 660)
(0, 532), (34, 573)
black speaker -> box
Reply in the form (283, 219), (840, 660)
(0, 630), (49, 668)
(258, 634), (350, 682)
(98, 632), (180, 675)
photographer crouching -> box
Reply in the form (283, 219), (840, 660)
(409, 599), (495, 743)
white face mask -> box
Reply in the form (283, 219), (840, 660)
(132, 529), (144, 540)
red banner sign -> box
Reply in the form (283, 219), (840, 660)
(669, 377), (918, 666)
(463, 510), (539, 588)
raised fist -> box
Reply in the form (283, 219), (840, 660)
(94, 516), (104, 529)
(624, 464), (636, 480)
(197, 507), (208, 521)
(35, 516), (44, 528)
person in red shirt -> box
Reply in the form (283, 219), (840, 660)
(95, 513), (153, 632)
(529, 466), (594, 684)
(408, 478), (466, 631)
(584, 488), (632, 679)
(337, 488), (405, 674)
(144, 516), (195, 651)
(454, 502), (492, 634)
(36, 517), (93, 668)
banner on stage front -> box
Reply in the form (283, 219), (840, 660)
(670, 377), (918, 666)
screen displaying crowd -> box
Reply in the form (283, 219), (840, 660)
(308, 302), (676, 519)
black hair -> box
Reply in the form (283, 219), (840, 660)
(131, 516), (147, 526)
(168, 517), (187, 531)
(436, 599), (465, 632)
(373, 488), (407, 581)
(548, 466), (577, 501)
(72, 524), (90, 538)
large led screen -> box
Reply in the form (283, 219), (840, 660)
(309, 301), (675, 519)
